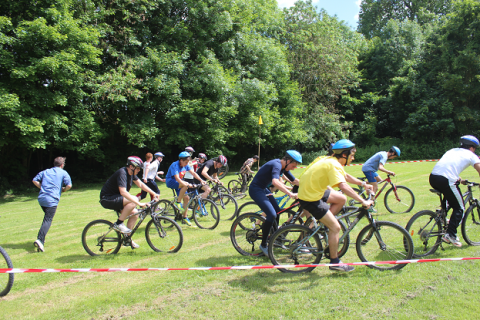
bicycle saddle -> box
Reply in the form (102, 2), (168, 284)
(429, 189), (442, 196)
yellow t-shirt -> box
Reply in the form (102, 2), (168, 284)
(297, 155), (327, 179)
(298, 156), (346, 201)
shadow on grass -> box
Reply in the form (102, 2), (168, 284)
(56, 254), (103, 264)
(1, 241), (35, 252)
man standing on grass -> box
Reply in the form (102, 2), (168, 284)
(32, 157), (72, 252)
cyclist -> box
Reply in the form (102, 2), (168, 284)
(166, 151), (206, 226)
(32, 157), (72, 252)
(140, 152), (166, 200)
(197, 153), (207, 165)
(298, 139), (373, 272)
(296, 143), (334, 183)
(183, 146), (198, 185)
(239, 155), (259, 188)
(430, 135), (480, 247)
(195, 156), (227, 191)
(100, 156), (159, 249)
(249, 150), (301, 256)
(362, 146), (401, 194)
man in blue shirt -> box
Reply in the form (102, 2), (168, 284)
(32, 157), (72, 252)
(362, 146), (400, 194)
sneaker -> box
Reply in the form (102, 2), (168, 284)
(174, 202), (183, 210)
(299, 244), (311, 254)
(329, 261), (355, 272)
(131, 240), (140, 249)
(442, 233), (462, 247)
(183, 217), (192, 226)
(112, 222), (132, 234)
(259, 244), (269, 256)
(34, 239), (44, 252)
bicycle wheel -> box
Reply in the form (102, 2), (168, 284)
(356, 221), (413, 271)
(154, 199), (179, 221)
(82, 220), (122, 256)
(218, 163), (229, 180)
(405, 210), (442, 257)
(145, 217), (183, 252)
(213, 193), (238, 220)
(384, 186), (415, 214)
(193, 198), (220, 229)
(462, 203), (480, 245)
(236, 201), (262, 221)
(268, 224), (323, 273)
(0, 246), (14, 297)
(230, 213), (266, 256)
(210, 185), (230, 202)
(228, 179), (245, 200)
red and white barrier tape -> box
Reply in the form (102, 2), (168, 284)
(0, 256), (477, 273)
(295, 159), (439, 169)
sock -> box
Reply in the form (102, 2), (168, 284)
(115, 219), (124, 225)
(330, 257), (340, 264)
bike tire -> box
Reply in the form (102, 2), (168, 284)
(193, 198), (220, 229)
(405, 210), (442, 257)
(154, 199), (180, 222)
(0, 246), (14, 297)
(268, 224), (323, 273)
(218, 163), (229, 180)
(213, 194), (238, 220)
(230, 213), (266, 256)
(82, 219), (122, 256)
(210, 185), (230, 202)
(145, 217), (183, 253)
(356, 221), (413, 271)
(235, 201), (261, 221)
(384, 185), (415, 214)
(228, 179), (245, 200)
(462, 203), (480, 245)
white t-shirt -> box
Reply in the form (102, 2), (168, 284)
(145, 160), (160, 180)
(142, 160), (151, 179)
(184, 160), (196, 179)
(431, 148), (480, 184)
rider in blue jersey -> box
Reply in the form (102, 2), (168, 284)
(249, 150), (301, 256)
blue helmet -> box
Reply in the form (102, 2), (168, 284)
(391, 146), (401, 157)
(285, 150), (302, 164)
(332, 139), (355, 154)
(179, 151), (190, 159)
(460, 135), (479, 148)
(154, 152), (164, 158)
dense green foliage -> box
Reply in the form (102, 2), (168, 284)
(1, 0), (479, 193)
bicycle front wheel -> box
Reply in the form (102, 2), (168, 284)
(0, 246), (14, 297)
(145, 217), (183, 252)
(384, 186), (415, 214)
(82, 220), (121, 256)
(193, 198), (220, 229)
(230, 213), (266, 256)
(356, 221), (413, 271)
(213, 194), (238, 220)
(269, 224), (323, 273)
(462, 203), (480, 245)
(405, 210), (442, 257)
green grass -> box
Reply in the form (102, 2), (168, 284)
(2, 163), (480, 319)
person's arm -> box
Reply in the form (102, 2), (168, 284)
(474, 163), (480, 178)
(345, 173), (374, 193)
(201, 166), (215, 182)
(143, 163), (150, 183)
(62, 185), (72, 193)
(378, 163), (395, 176)
(174, 174), (190, 188)
(338, 182), (373, 208)
(272, 178), (296, 198)
(33, 180), (41, 189)
(119, 186), (144, 206)
(192, 169), (207, 185)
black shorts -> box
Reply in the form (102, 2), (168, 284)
(100, 194), (124, 212)
(298, 189), (331, 220)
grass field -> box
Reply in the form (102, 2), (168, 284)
(2, 161), (480, 319)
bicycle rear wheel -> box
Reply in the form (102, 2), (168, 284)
(217, 163), (229, 180)
(193, 198), (220, 229)
(462, 203), (480, 245)
(230, 213), (266, 256)
(212, 194), (238, 220)
(384, 186), (415, 213)
(405, 210), (442, 257)
(268, 224), (323, 273)
(145, 217), (183, 252)
(154, 199), (179, 221)
(82, 220), (122, 256)
(228, 179), (245, 200)
(0, 246), (14, 297)
(356, 221), (413, 271)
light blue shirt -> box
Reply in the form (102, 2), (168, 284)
(166, 161), (191, 188)
(362, 151), (388, 173)
(33, 167), (72, 207)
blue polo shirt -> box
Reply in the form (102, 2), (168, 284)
(33, 167), (72, 207)
(166, 160), (192, 188)
(250, 159), (295, 190)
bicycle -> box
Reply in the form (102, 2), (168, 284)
(82, 200), (183, 256)
(405, 180), (480, 258)
(207, 181), (238, 220)
(232, 192), (294, 221)
(228, 172), (254, 200)
(157, 184), (220, 229)
(349, 174), (415, 214)
(268, 194), (414, 273)
(0, 245), (14, 297)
